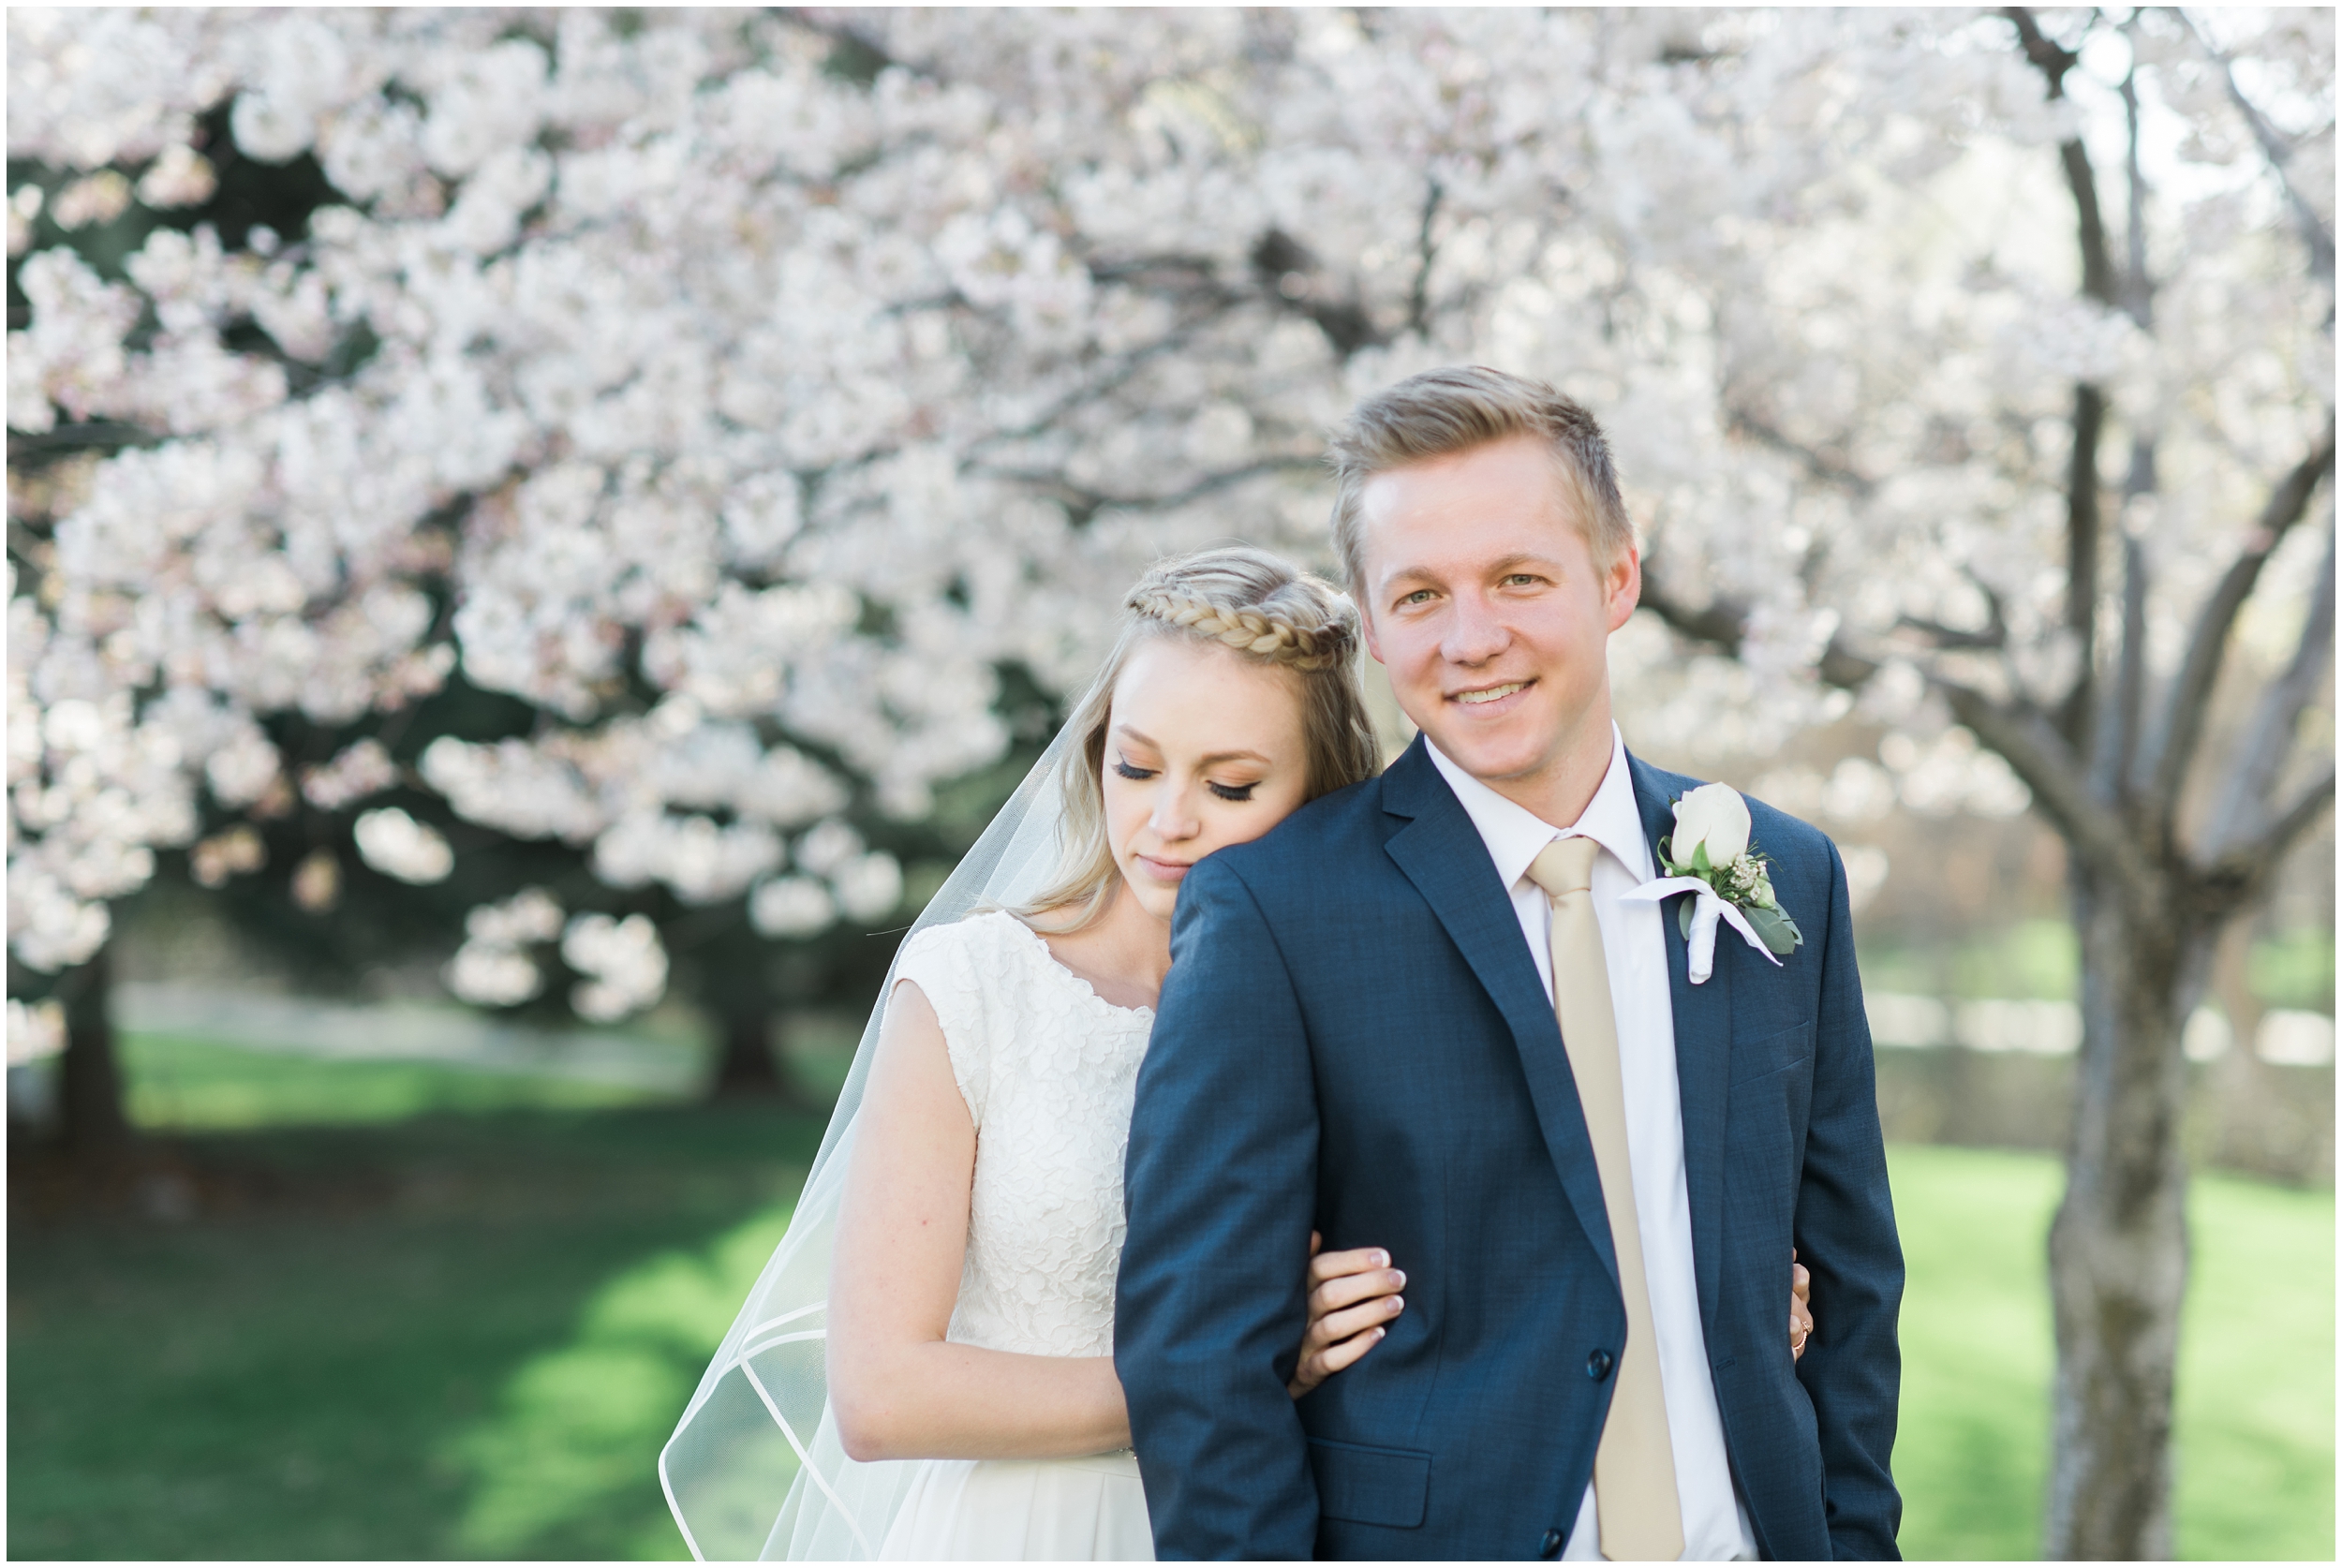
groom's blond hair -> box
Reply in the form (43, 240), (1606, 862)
(1327, 366), (1636, 596)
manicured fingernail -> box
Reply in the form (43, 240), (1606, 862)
(1387, 1295), (1403, 1313)
(1372, 1326), (1386, 1339)
(1392, 1270), (1406, 1288)
(1374, 1250), (1389, 1267)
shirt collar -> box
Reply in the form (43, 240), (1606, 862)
(1424, 724), (1656, 891)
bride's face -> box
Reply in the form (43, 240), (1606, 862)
(1100, 634), (1312, 923)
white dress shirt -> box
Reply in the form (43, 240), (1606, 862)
(1427, 728), (1756, 1562)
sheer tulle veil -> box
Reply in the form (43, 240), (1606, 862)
(659, 726), (1078, 1561)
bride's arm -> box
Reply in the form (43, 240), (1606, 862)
(827, 979), (1132, 1463)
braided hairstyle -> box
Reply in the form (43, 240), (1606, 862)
(1015, 546), (1383, 929)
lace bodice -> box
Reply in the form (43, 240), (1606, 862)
(894, 910), (1155, 1359)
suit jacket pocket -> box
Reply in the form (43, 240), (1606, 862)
(1308, 1436), (1430, 1530)
(1729, 1019), (1815, 1085)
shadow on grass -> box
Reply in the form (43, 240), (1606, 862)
(8, 1102), (823, 1561)
(447, 1202), (798, 1559)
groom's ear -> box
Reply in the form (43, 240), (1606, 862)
(1605, 542), (1642, 634)
(1360, 597), (1386, 665)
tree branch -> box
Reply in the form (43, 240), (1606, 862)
(2144, 428), (2336, 820)
(1643, 570), (2154, 900)
(2058, 384), (2107, 750)
(1899, 576), (2008, 651)
(1723, 407), (1875, 497)
(2204, 523), (2336, 859)
(966, 453), (1322, 525)
(1941, 681), (2161, 904)
(2203, 769), (2336, 910)
(2094, 532), (2147, 801)
(1407, 177), (1443, 338)
(2008, 9), (2122, 758)
(2181, 11), (2338, 283)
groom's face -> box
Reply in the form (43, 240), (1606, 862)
(1356, 434), (1639, 798)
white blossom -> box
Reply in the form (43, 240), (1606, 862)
(5, 7), (2324, 1005)
(561, 910), (668, 1021)
(351, 806), (453, 884)
(750, 875), (836, 939)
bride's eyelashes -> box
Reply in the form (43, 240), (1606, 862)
(1112, 757), (1257, 803)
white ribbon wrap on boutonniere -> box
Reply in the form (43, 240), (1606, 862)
(1620, 876), (1780, 984)
(1622, 781), (1804, 985)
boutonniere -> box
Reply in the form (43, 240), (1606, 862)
(1619, 783), (1802, 984)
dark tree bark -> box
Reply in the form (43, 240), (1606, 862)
(56, 946), (131, 1160)
(2043, 878), (2201, 1560)
(709, 1003), (810, 1106)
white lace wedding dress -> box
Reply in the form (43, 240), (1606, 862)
(876, 910), (1158, 1561)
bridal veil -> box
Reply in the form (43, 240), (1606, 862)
(659, 728), (1077, 1561)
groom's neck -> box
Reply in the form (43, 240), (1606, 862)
(1459, 690), (1617, 831)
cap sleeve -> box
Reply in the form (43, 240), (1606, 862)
(891, 915), (1005, 1128)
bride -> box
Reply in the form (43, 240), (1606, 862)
(660, 547), (1816, 1561)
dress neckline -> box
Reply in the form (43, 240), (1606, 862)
(995, 912), (1156, 1021)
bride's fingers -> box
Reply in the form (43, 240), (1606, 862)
(1309, 1294), (1404, 1350)
(1309, 1265), (1404, 1318)
(1290, 1319), (1388, 1395)
(1312, 1324), (1386, 1376)
(1307, 1244), (1389, 1286)
(1791, 1259), (1811, 1303)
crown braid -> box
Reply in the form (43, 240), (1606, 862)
(1124, 579), (1356, 673)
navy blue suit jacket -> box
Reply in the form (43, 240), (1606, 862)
(1115, 738), (1903, 1560)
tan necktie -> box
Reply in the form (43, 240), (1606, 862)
(1526, 836), (1683, 1562)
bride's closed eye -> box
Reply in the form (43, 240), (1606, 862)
(1208, 780), (1257, 802)
(1112, 759), (1157, 781)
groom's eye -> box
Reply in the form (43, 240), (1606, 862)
(1208, 780), (1258, 802)
(1112, 759), (1158, 781)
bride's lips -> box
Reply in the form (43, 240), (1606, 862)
(1134, 853), (1193, 884)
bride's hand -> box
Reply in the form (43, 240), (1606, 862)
(1288, 1232), (1405, 1398)
(1790, 1248), (1813, 1362)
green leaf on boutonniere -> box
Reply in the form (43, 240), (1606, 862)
(1743, 902), (1804, 955)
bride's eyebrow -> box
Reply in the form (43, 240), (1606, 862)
(1112, 725), (1267, 769)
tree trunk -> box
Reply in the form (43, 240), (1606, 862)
(2043, 874), (2209, 1560)
(57, 946), (132, 1161)
(710, 1004), (793, 1101)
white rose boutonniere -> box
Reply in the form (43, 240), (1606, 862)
(1620, 782), (1803, 984)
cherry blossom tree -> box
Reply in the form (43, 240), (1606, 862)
(8, 8), (2329, 1547)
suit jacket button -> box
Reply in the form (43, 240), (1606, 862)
(1586, 1348), (1615, 1381)
(1540, 1527), (1566, 1559)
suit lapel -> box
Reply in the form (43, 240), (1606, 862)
(1380, 739), (1619, 1289)
(1630, 754), (1731, 1329)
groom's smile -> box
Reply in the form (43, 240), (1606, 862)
(1356, 433), (1641, 823)
(1449, 678), (1532, 707)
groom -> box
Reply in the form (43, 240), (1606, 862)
(1115, 367), (1902, 1561)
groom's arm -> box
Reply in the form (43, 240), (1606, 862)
(1797, 840), (1905, 1560)
(1117, 856), (1320, 1561)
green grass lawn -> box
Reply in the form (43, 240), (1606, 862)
(1889, 1145), (2335, 1560)
(120, 1031), (683, 1130)
(9, 1043), (2333, 1559)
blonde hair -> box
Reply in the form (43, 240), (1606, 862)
(1016, 546), (1382, 930)
(1327, 365), (1635, 595)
